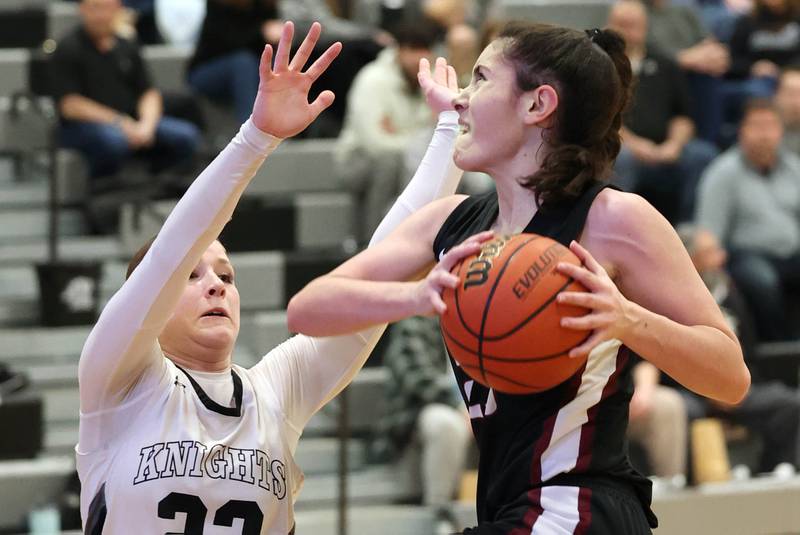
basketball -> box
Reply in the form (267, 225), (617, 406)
(440, 233), (590, 394)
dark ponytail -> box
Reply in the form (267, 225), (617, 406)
(498, 23), (633, 205)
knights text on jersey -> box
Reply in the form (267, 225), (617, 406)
(77, 358), (303, 535)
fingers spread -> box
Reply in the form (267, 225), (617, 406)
(290, 21), (321, 71)
(569, 240), (602, 273)
(447, 65), (458, 91)
(569, 332), (603, 359)
(305, 41), (342, 82)
(308, 89), (336, 117)
(259, 44), (274, 82)
(557, 262), (601, 290)
(434, 57), (448, 85)
(274, 21), (294, 72)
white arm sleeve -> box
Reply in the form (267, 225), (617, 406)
(78, 119), (281, 413)
(258, 111), (462, 431)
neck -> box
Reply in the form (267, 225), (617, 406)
(492, 178), (540, 234)
(163, 345), (232, 373)
(487, 132), (546, 233)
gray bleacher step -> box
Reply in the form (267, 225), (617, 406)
(0, 208), (86, 242)
(44, 424), (78, 457)
(0, 181), (47, 208)
(295, 465), (414, 510)
(1, 325), (90, 360)
(0, 235), (121, 266)
(0, 298), (38, 326)
(238, 311), (290, 357)
(295, 437), (365, 476)
(249, 139), (339, 195)
(294, 505), (436, 535)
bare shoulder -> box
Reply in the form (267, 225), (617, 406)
(582, 189), (682, 277)
(402, 194), (470, 240)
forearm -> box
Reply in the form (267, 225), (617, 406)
(137, 89), (162, 130)
(289, 277), (420, 336)
(59, 94), (122, 124)
(623, 301), (749, 403)
(663, 117), (693, 150)
(80, 119), (281, 410)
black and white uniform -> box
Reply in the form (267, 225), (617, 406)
(433, 184), (658, 535)
(77, 113), (462, 534)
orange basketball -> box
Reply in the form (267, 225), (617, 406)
(440, 233), (590, 394)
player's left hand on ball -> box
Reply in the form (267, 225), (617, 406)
(555, 240), (635, 359)
(412, 230), (494, 316)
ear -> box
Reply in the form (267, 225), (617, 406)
(520, 84), (559, 128)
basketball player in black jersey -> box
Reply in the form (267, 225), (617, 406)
(288, 23), (750, 534)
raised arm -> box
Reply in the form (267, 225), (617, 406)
(78, 22), (341, 413)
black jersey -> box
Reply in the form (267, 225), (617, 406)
(433, 184), (657, 532)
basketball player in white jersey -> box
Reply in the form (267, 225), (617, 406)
(76, 21), (486, 534)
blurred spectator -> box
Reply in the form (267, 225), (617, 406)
(723, 0), (800, 123)
(188, 0), (389, 127)
(775, 66), (800, 154)
(646, 0), (730, 142)
(52, 0), (200, 180)
(420, 0), (479, 85)
(123, 0), (161, 43)
(676, 225), (800, 472)
(336, 21), (438, 242)
(187, 0), (279, 123)
(627, 360), (688, 478)
(154, 0), (206, 46)
(370, 317), (471, 534)
(696, 99), (800, 340)
(608, 0), (718, 223)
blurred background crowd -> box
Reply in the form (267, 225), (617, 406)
(1, 0), (800, 533)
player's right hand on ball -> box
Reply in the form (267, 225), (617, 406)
(252, 21), (341, 138)
(412, 230), (494, 316)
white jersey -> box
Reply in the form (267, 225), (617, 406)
(77, 113), (462, 534)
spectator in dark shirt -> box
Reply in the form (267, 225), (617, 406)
(188, 0), (389, 131)
(722, 0), (800, 125)
(53, 0), (200, 179)
(187, 0), (278, 123)
(608, 0), (718, 223)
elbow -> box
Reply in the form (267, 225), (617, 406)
(286, 294), (306, 335)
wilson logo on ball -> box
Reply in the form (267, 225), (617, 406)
(464, 236), (510, 289)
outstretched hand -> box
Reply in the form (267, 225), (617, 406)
(251, 22), (342, 138)
(418, 57), (460, 115)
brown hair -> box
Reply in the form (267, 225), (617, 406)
(741, 97), (781, 122)
(126, 236), (157, 280)
(497, 22), (633, 205)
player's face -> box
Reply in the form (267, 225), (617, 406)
(162, 241), (241, 353)
(452, 40), (529, 174)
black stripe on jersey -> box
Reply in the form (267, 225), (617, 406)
(84, 482), (107, 535)
(176, 366), (243, 417)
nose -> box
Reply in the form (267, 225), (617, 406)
(207, 275), (226, 298)
(453, 87), (469, 112)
